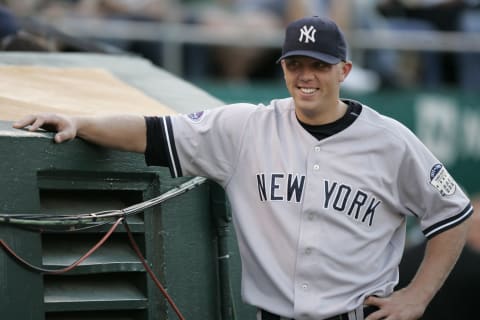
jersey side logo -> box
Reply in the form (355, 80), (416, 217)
(430, 164), (456, 196)
(187, 111), (205, 123)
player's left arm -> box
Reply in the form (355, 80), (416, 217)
(364, 218), (472, 320)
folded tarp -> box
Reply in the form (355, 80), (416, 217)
(0, 65), (176, 121)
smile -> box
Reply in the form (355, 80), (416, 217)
(299, 87), (318, 94)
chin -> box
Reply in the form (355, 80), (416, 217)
(293, 98), (319, 110)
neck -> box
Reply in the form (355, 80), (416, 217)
(296, 100), (348, 125)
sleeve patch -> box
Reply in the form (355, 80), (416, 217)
(187, 111), (205, 123)
(429, 164), (456, 196)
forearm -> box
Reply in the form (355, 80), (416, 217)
(404, 219), (471, 306)
(74, 114), (147, 153)
(365, 219), (471, 319)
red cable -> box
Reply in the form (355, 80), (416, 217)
(123, 219), (186, 320)
(1, 217), (186, 320)
(0, 217), (123, 274)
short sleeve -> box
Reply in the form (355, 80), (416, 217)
(397, 129), (472, 239)
(166, 103), (259, 185)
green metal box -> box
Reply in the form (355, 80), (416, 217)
(0, 53), (254, 320)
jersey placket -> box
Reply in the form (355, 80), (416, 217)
(292, 143), (330, 318)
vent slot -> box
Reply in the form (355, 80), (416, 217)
(37, 172), (162, 320)
(45, 310), (147, 320)
(44, 273), (148, 312)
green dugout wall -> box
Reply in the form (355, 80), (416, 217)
(0, 53), (254, 320)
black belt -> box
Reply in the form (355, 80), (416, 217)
(260, 305), (379, 320)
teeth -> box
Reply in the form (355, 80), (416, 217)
(300, 88), (317, 94)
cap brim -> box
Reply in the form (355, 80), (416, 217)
(276, 50), (341, 64)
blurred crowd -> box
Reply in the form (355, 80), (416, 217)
(1, 0), (480, 91)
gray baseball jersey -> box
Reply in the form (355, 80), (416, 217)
(145, 98), (473, 319)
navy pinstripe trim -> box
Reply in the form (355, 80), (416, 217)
(423, 203), (474, 239)
(162, 116), (183, 178)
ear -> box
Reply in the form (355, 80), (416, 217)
(338, 61), (353, 82)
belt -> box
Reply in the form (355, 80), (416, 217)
(260, 305), (379, 320)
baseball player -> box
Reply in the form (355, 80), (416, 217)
(14, 16), (473, 320)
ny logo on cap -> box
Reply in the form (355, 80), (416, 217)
(299, 25), (316, 43)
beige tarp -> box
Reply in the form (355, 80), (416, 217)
(0, 66), (176, 121)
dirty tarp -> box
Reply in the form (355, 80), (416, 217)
(0, 65), (176, 121)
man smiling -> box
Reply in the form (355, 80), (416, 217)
(14, 16), (473, 320)
(278, 17), (352, 126)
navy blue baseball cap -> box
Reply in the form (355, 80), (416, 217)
(277, 16), (347, 64)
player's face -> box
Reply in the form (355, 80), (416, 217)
(281, 56), (351, 124)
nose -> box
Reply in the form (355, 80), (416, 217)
(298, 66), (315, 81)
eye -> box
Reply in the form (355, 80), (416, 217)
(312, 61), (331, 71)
(285, 59), (300, 70)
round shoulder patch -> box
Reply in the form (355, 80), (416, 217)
(429, 164), (456, 196)
(187, 111), (205, 122)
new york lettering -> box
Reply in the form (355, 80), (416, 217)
(256, 173), (305, 202)
(255, 174), (381, 227)
(324, 180), (381, 226)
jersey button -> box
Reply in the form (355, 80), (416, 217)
(301, 283), (309, 290)
(314, 146), (321, 152)
(313, 164), (320, 170)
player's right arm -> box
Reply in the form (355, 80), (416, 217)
(12, 113), (147, 153)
